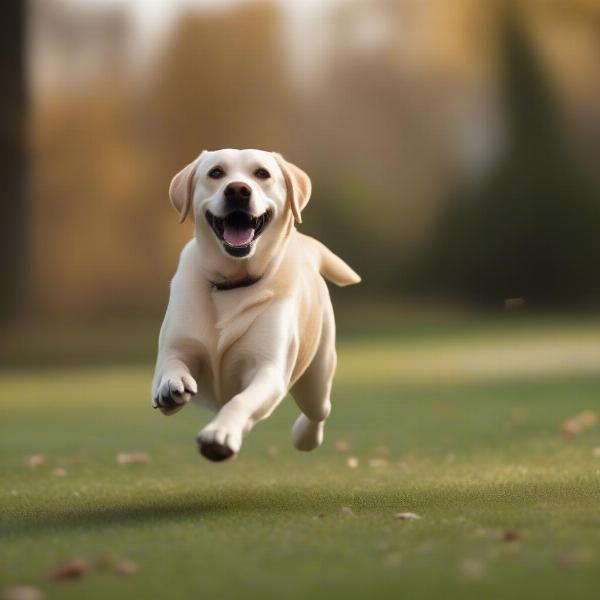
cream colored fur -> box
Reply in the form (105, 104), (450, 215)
(152, 149), (360, 461)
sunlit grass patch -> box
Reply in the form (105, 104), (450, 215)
(1, 321), (600, 599)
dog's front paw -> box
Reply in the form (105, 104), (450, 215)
(196, 425), (242, 462)
(152, 373), (197, 416)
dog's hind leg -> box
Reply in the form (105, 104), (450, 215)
(290, 308), (336, 451)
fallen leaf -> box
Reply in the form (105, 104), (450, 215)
(561, 410), (597, 440)
(501, 528), (522, 542)
(459, 557), (486, 579)
(116, 452), (151, 465)
(393, 512), (421, 521)
(368, 458), (388, 468)
(341, 506), (354, 516)
(113, 559), (140, 576)
(27, 454), (46, 468)
(266, 446), (279, 458)
(48, 558), (91, 581)
(335, 439), (350, 451)
(346, 456), (359, 469)
(0, 585), (44, 600)
(52, 468), (67, 477)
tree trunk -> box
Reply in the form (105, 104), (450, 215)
(0, 1), (28, 320)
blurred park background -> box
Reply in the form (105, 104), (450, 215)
(3, 3), (600, 598)
(2, 0), (600, 357)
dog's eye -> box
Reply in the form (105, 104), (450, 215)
(208, 166), (225, 179)
(254, 168), (270, 180)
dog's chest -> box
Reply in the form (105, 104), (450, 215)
(212, 286), (276, 358)
(193, 285), (276, 406)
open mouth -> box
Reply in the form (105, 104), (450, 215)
(205, 209), (273, 257)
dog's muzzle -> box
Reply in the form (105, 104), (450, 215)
(206, 209), (273, 258)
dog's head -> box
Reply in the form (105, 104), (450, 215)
(169, 149), (310, 260)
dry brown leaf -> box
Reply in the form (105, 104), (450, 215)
(116, 452), (151, 465)
(501, 528), (522, 542)
(341, 506), (354, 516)
(335, 439), (350, 452)
(48, 557), (91, 581)
(113, 559), (140, 576)
(27, 454), (46, 468)
(561, 410), (598, 440)
(346, 456), (359, 469)
(368, 458), (389, 468)
(393, 512), (421, 521)
(52, 468), (67, 477)
(0, 585), (44, 600)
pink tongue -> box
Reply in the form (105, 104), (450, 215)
(223, 225), (254, 247)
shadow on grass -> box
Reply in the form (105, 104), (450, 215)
(3, 478), (596, 537)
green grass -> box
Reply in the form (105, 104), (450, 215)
(2, 323), (600, 599)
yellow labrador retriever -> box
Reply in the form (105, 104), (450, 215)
(152, 149), (360, 461)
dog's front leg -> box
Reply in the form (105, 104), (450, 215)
(152, 243), (210, 416)
(197, 365), (287, 461)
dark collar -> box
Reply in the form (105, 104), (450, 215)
(211, 274), (263, 291)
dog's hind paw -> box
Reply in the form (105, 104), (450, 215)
(292, 415), (324, 451)
(196, 425), (241, 462)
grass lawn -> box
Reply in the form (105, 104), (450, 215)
(2, 319), (600, 599)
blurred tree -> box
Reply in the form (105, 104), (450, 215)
(0, 1), (28, 320)
(146, 3), (290, 174)
(30, 3), (294, 317)
(301, 0), (499, 298)
(422, 11), (600, 308)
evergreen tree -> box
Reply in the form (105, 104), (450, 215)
(424, 13), (600, 308)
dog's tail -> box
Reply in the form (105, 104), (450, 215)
(303, 236), (361, 287)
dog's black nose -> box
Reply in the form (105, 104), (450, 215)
(224, 182), (252, 209)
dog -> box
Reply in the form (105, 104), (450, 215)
(152, 149), (360, 461)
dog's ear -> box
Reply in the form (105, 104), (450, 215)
(273, 153), (311, 224)
(169, 152), (205, 223)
